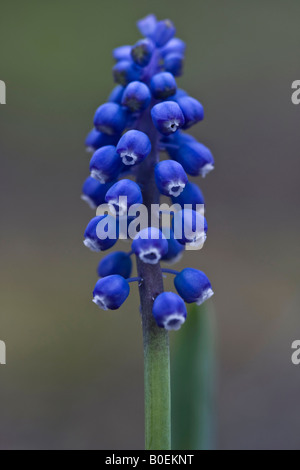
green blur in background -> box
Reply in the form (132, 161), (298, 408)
(0, 0), (300, 449)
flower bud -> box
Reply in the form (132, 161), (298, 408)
(105, 179), (143, 216)
(132, 228), (168, 264)
(108, 85), (125, 104)
(150, 72), (177, 100)
(173, 209), (208, 247)
(160, 38), (186, 58)
(178, 96), (204, 129)
(113, 45), (132, 62)
(161, 229), (184, 264)
(81, 177), (114, 209)
(174, 268), (214, 305)
(131, 38), (155, 67)
(94, 103), (128, 135)
(113, 60), (142, 86)
(152, 292), (187, 330)
(151, 101), (185, 135)
(173, 141), (214, 178)
(171, 182), (205, 212)
(93, 275), (130, 310)
(116, 130), (151, 166)
(137, 14), (157, 37)
(89, 145), (121, 183)
(98, 251), (132, 279)
(164, 53), (184, 77)
(152, 20), (176, 47)
(84, 216), (118, 252)
(155, 160), (188, 197)
(121, 81), (151, 112)
(85, 129), (119, 152)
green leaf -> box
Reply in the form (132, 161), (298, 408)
(171, 301), (216, 450)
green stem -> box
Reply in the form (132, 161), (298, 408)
(136, 110), (171, 450)
(143, 314), (171, 450)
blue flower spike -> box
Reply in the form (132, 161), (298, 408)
(174, 268), (214, 305)
(89, 145), (121, 183)
(93, 275), (130, 310)
(155, 160), (188, 197)
(82, 15), (215, 335)
(98, 251), (132, 279)
(150, 72), (177, 100)
(132, 228), (168, 265)
(153, 292), (187, 331)
(151, 101), (185, 135)
(105, 179), (143, 216)
(116, 130), (151, 166)
(121, 81), (151, 113)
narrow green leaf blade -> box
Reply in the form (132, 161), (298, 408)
(171, 302), (216, 450)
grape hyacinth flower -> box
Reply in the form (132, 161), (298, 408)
(93, 275), (130, 310)
(174, 268), (214, 305)
(81, 14), (215, 451)
(89, 145), (121, 183)
(153, 292), (187, 331)
(116, 130), (151, 166)
(151, 101), (185, 135)
(155, 160), (188, 197)
(132, 227), (168, 264)
(121, 81), (152, 112)
(98, 251), (132, 279)
(105, 179), (143, 215)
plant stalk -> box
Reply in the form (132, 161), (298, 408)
(136, 111), (171, 450)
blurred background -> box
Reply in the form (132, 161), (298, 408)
(0, 0), (299, 450)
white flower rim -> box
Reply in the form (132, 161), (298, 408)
(108, 199), (128, 216)
(83, 238), (101, 252)
(167, 180), (186, 197)
(120, 151), (139, 166)
(201, 163), (214, 178)
(196, 288), (214, 306)
(93, 295), (109, 310)
(165, 119), (180, 133)
(81, 194), (97, 210)
(90, 169), (106, 184)
(139, 247), (161, 265)
(163, 313), (186, 331)
(186, 232), (207, 249)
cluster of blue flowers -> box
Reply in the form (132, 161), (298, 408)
(82, 15), (214, 331)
